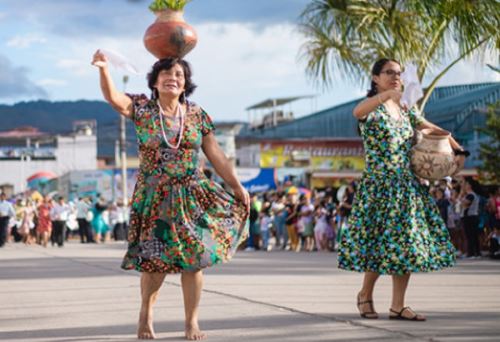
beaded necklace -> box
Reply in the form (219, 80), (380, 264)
(157, 100), (185, 150)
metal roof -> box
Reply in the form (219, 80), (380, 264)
(245, 95), (315, 110)
(237, 82), (500, 141)
(0, 126), (49, 139)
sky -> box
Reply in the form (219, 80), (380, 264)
(0, 0), (498, 122)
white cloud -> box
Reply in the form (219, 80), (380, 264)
(423, 46), (500, 86)
(37, 78), (67, 87)
(57, 59), (83, 68)
(438, 62), (500, 86)
(6, 33), (47, 48)
(56, 58), (93, 77)
(184, 23), (317, 118)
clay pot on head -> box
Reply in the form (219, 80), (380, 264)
(410, 129), (463, 180)
(143, 9), (197, 59)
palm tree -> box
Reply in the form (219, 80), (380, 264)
(299, 0), (500, 112)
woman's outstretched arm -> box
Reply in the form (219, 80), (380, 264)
(91, 50), (133, 118)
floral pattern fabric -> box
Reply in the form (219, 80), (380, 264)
(338, 105), (455, 275)
(121, 94), (248, 273)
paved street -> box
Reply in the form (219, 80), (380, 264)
(1, 242), (499, 342)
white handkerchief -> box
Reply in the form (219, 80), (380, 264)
(99, 48), (142, 75)
(400, 63), (423, 108)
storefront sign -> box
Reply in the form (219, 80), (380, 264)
(260, 140), (364, 170)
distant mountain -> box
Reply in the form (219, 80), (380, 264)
(0, 100), (138, 157)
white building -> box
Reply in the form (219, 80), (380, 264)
(0, 122), (97, 194)
(213, 121), (245, 162)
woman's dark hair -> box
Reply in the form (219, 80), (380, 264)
(147, 57), (197, 103)
(366, 58), (400, 97)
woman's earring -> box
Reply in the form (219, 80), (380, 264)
(153, 88), (159, 99)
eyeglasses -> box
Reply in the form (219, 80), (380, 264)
(380, 69), (402, 77)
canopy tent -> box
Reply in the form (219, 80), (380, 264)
(26, 171), (58, 193)
(27, 171), (57, 183)
(239, 168), (277, 193)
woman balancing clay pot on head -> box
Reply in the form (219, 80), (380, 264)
(92, 51), (249, 340)
(337, 58), (469, 321)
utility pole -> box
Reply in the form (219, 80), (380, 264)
(120, 75), (129, 203)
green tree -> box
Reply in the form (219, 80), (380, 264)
(478, 102), (500, 184)
(299, 0), (500, 112)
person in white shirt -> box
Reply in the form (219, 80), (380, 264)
(50, 196), (71, 247)
(110, 200), (128, 241)
(76, 197), (93, 243)
(0, 192), (15, 247)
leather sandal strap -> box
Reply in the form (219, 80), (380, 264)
(390, 307), (409, 315)
(389, 308), (400, 315)
(401, 307), (418, 319)
(390, 306), (418, 319)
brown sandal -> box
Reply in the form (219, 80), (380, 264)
(389, 307), (426, 321)
(357, 293), (378, 319)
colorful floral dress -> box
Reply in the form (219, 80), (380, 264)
(121, 94), (248, 273)
(337, 105), (455, 275)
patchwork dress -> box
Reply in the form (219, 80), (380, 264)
(121, 94), (248, 273)
(338, 105), (455, 275)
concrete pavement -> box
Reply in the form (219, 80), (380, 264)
(1, 242), (499, 341)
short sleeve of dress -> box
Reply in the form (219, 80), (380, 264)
(407, 106), (424, 128)
(358, 104), (382, 124)
(358, 105), (382, 135)
(125, 93), (149, 121)
(200, 109), (215, 136)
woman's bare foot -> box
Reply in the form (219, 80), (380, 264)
(137, 308), (155, 339)
(185, 323), (206, 340)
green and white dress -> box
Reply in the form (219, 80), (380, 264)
(338, 105), (455, 275)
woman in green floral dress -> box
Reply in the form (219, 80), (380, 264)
(92, 51), (249, 340)
(338, 58), (466, 321)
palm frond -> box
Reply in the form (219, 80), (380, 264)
(298, 0), (499, 90)
(298, 0), (423, 88)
